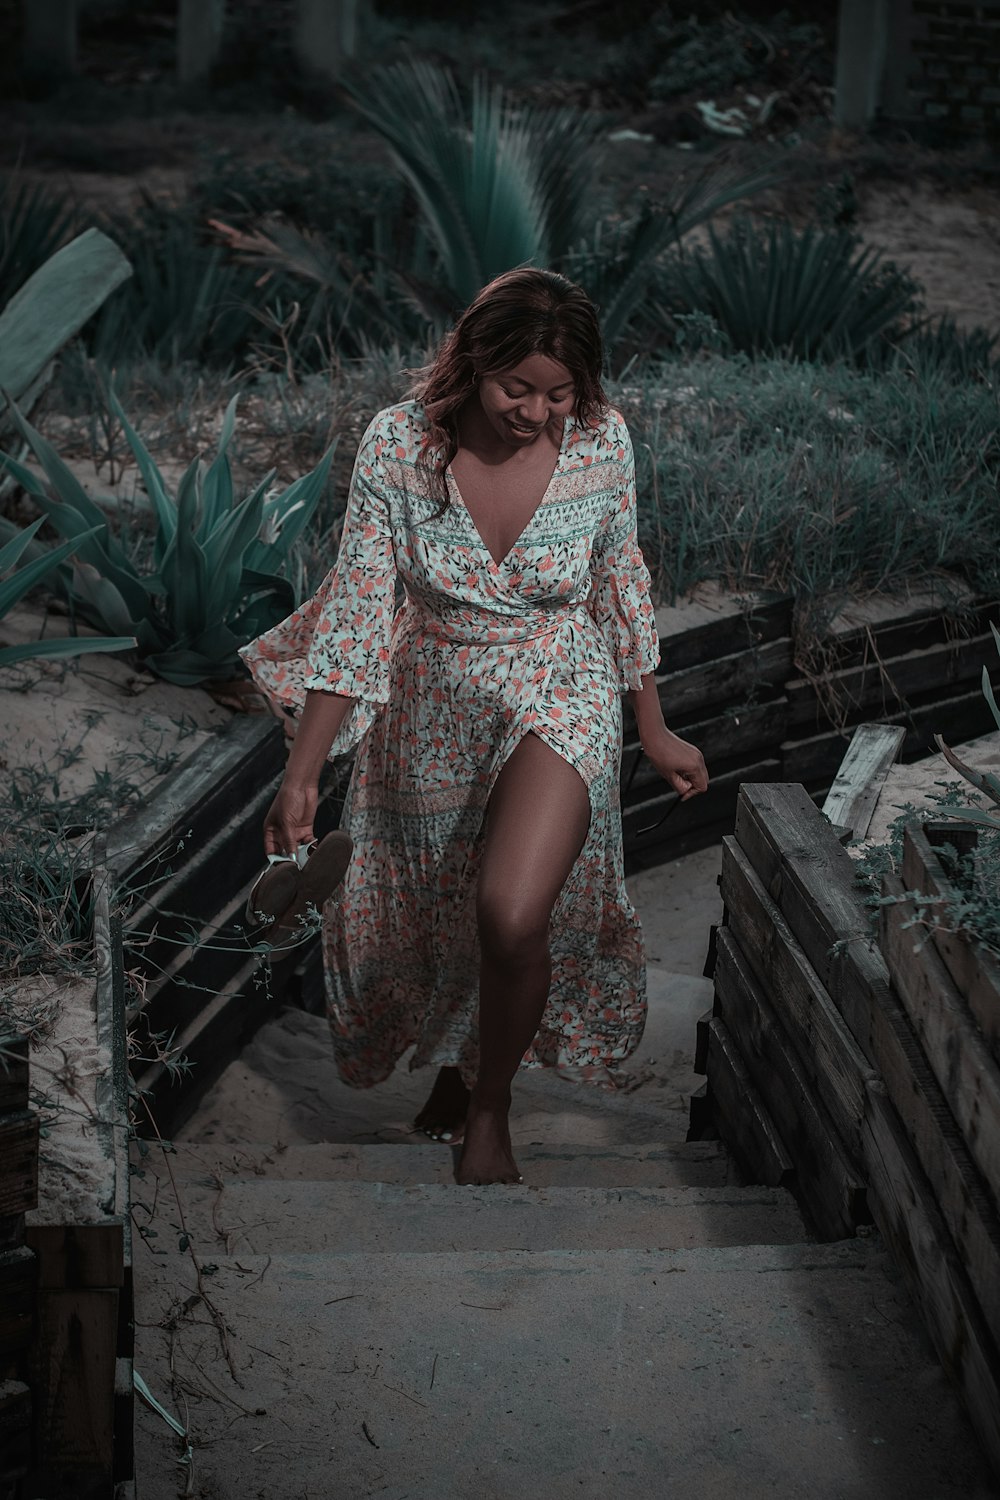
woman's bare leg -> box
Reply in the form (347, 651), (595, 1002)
(457, 732), (591, 1186)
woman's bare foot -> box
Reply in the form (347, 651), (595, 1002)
(413, 1066), (471, 1142)
(455, 1091), (521, 1185)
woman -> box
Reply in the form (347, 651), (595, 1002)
(240, 268), (708, 1187)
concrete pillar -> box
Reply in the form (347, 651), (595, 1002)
(20, 0), (77, 78)
(294, 0), (359, 80)
(177, 0), (226, 86)
(834, 0), (890, 129)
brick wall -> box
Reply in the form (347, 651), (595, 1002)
(906, 0), (1000, 132)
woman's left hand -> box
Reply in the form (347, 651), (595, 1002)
(641, 728), (709, 801)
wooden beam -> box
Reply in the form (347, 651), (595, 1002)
(720, 835), (879, 1156)
(863, 1083), (1000, 1475)
(20, 0), (77, 78)
(294, 0), (360, 80)
(901, 826), (1000, 1062)
(706, 1017), (794, 1187)
(177, 0), (226, 86)
(822, 721), (906, 840)
(835, 0), (890, 129)
(881, 876), (1000, 1205)
(714, 927), (868, 1238)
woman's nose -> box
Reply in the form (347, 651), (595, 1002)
(517, 398), (546, 424)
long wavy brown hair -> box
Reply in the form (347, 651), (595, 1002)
(411, 268), (609, 501)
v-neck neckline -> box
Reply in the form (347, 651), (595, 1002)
(446, 416), (571, 570)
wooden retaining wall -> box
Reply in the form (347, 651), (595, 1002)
(624, 592), (1000, 863)
(4, 868), (134, 1500)
(699, 780), (1000, 1477)
(0, 1035), (38, 1500)
(111, 591), (999, 1134)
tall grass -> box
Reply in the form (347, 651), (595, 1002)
(618, 352), (1000, 607)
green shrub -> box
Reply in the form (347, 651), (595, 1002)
(665, 219), (922, 363)
(619, 353), (1000, 605)
(226, 61), (773, 360)
(1, 396), (336, 685)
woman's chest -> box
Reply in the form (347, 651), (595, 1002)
(391, 468), (612, 606)
(448, 445), (561, 569)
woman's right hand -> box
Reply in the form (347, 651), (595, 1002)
(264, 780), (319, 858)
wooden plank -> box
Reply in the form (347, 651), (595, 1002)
(821, 722), (906, 839)
(25, 1224), (124, 1291)
(0, 1247), (35, 1358)
(832, 935), (1000, 1344)
(133, 949), (273, 1140)
(881, 878), (1000, 1206)
(714, 927), (868, 1239)
(785, 631), (1000, 732)
(733, 782), (869, 988)
(113, 1356), (134, 1488)
(781, 682), (999, 789)
(106, 713), (282, 880)
(656, 637), (793, 720)
(0, 1378), (31, 1482)
(0, 1036), (30, 1112)
(0, 1113), (38, 1217)
(720, 836), (878, 1157)
(0, 1213), (25, 1255)
(26, 1287), (118, 1492)
(862, 1084), (1000, 1477)
(694, 1006), (712, 1075)
(651, 594), (793, 675)
(706, 1016), (794, 1187)
(901, 825), (1000, 1062)
(687, 1080), (713, 1139)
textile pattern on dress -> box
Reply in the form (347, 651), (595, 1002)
(240, 400), (661, 1088)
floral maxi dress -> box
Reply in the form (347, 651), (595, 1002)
(240, 400), (661, 1089)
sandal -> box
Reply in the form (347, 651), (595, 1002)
(250, 830), (354, 953)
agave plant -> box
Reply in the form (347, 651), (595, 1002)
(666, 219), (922, 363)
(0, 395), (335, 685)
(933, 623), (1000, 833)
(0, 516), (135, 668)
(218, 61), (774, 357)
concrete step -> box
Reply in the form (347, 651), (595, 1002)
(136, 1138), (736, 1189)
(134, 1241), (997, 1500)
(135, 1177), (811, 1255)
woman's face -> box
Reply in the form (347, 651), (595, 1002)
(477, 352), (576, 449)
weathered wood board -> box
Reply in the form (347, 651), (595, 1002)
(821, 722), (906, 840)
(863, 1084), (1000, 1477)
(720, 836), (879, 1158)
(901, 825), (1000, 1063)
(713, 926), (868, 1238)
(705, 1016), (794, 1187)
(881, 878), (1000, 1212)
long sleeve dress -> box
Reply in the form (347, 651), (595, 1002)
(239, 399), (661, 1089)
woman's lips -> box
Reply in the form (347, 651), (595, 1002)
(507, 417), (540, 436)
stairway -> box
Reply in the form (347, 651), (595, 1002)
(130, 1089), (998, 1495)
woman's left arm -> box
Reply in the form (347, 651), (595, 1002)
(629, 674), (709, 801)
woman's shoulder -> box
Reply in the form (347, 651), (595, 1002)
(364, 399), (434, 444)
(568, 404), (632, 461)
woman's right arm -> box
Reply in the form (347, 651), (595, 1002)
(264, 688), (356, 855)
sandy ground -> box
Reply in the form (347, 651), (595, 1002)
(857, 181), (1000, 335)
